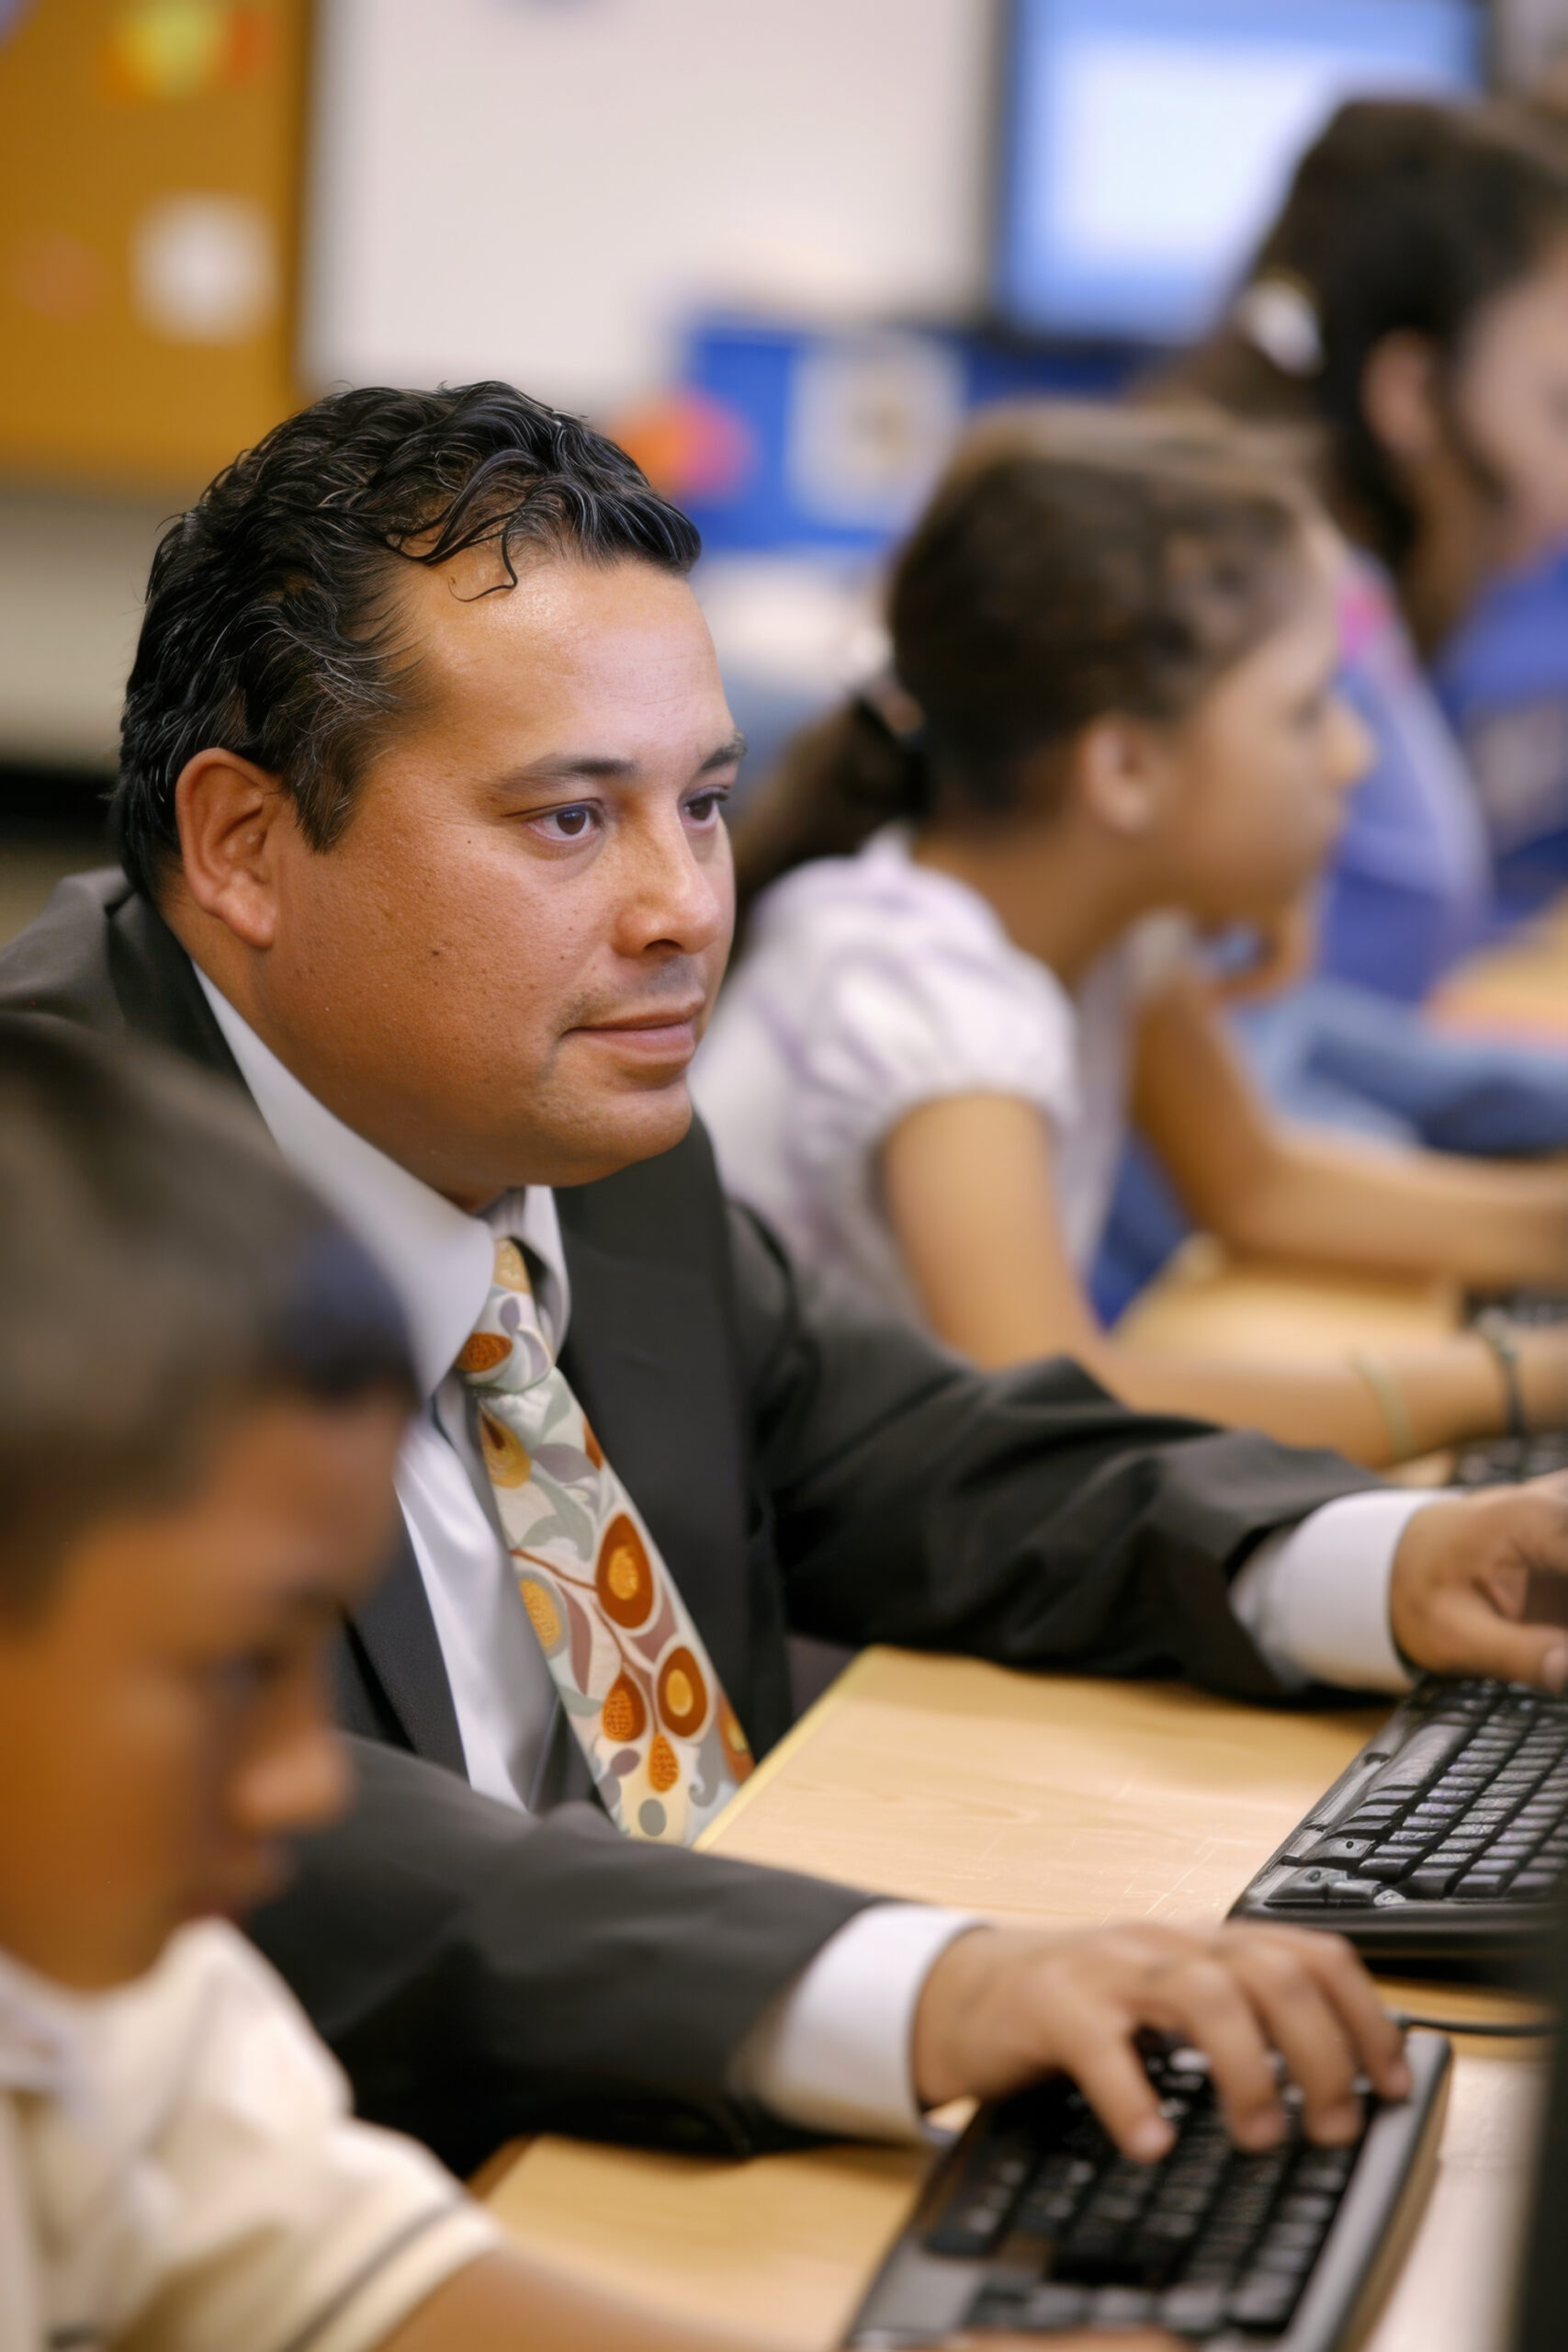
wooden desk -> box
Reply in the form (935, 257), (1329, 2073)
(487, 1652), (1549, 2351)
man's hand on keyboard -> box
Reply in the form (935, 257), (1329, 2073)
(1390, 1476), (1568, 1692)
(909, 1920), (1411, 2163)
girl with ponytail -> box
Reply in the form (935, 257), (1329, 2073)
(694, 407), (1568, 1470)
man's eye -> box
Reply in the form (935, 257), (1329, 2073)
(685, 788), (731, 827)
(536, 805), (597, 842)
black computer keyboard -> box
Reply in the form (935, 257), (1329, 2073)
(1232, 1678), (1568, 1959)
(849, 2032), (1450, 2346)
(1453, 1430), (1568, 1485)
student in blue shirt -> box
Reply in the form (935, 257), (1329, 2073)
(1100, 99), (1568, 1309)
(1433, 537), (1568, 921)
(1169, 96), (1568, 990)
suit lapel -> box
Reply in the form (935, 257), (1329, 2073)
(347, 1527), (468, 1774)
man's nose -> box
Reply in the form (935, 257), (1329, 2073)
(618, 807), (732, 955)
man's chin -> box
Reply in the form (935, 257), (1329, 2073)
(533, 1084), (696, 1188)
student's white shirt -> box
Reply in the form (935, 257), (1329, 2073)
(196, 964), (1425, 2146)
(0, 1921), (498, 2352)
(695, 825), (1188, 1308)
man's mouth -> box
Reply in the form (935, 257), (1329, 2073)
(571, 1002), (706, 1058)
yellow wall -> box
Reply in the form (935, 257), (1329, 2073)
(0, 0), (308, 490)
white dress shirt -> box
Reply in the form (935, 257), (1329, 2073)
(197, 968), (1422, 2143)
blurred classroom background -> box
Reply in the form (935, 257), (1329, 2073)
(0, 0), (1562, 938)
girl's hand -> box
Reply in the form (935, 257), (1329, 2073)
(1209, 895), (1318, 1006)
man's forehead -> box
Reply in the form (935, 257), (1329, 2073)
(407, 549), (715, 676)
(395, 549), (733, 764)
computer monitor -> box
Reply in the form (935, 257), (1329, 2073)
(996, 0), (1488, 346)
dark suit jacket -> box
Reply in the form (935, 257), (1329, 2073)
(0, 871), (1376, 2169)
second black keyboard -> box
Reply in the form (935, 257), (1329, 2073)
(1232, 1677), (1568, 1958)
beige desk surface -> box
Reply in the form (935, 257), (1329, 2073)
(487, 1652), (1549, 2351)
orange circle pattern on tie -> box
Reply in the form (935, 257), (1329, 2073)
(602, 1671), (647, 1744)
(456, 1236), (752, 1844)
(595, 1515), (655, 1627)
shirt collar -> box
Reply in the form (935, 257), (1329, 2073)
(0, 1945), (87, 2109)
(193, 968), (570, 1394)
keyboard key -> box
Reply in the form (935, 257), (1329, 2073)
(1302, 1834), (1374, 1863)
(1159, 2281), (1228, 2332)
(1454, 1870), (1511, 1897)
(1364, 1720), (1472, 1795)
(1010, 2286), (1086, 2324)
(1264, 1866), (1340, 1903)
(1229, 2272), (1301, 2326)
(1091, 2288), (1158, 2325)
(1277, 2189), (1337, 2226)
(1407, 1864), (1462, 1897)
(1361, 1853), (1417, 1881)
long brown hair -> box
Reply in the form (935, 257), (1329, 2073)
(733, 402), (1315, 916)
(1160, 99), (1568, 585)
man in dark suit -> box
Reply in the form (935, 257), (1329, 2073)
(2, 382), (1557, 2177)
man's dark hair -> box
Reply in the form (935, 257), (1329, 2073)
(0, 1016), (415, 1618)
(113, 381), (703, 899)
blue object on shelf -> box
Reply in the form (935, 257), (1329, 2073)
(675, 312), (1138, 556)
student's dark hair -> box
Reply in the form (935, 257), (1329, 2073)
(113, 380), (702, 899)
(1164, 99), (1568, 577)
(0, 1017), (415, 1619)
(733, 403), (1315, 913)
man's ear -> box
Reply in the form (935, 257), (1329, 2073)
(1361, 331), (1443, 465)
(173, 751), (295, 950)
(1072, 716), (1165, 836)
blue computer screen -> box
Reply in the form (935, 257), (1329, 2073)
(997, 0), (1485, 344)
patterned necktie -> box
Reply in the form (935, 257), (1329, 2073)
(457, 1238), (752, 1843)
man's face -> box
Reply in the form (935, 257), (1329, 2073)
(240, 556), (740, 1205)
(0, 1396), (403, 1990)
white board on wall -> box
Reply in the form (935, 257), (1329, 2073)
(303, 0), (996, 414)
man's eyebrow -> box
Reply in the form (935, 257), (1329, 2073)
(499, 731), (748, 787)
(697, 730), (749, 774)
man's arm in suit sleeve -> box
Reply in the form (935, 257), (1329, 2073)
(245, 1737), (877, 2177)
(726, 1204), (1379, 1701)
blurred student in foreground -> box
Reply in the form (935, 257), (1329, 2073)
(696, 408), (1568, 1469)
(0, 1018), (775, 2352)
(0, 1016), (1400, 2352)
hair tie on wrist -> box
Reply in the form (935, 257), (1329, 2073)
(1473, 1310), (1529, 1444)
(1347, 1349), (1416, 1463)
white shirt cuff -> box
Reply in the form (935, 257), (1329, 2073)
(731, 1904), (978, 2143)
(1231, 1491), (1437, 1693)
